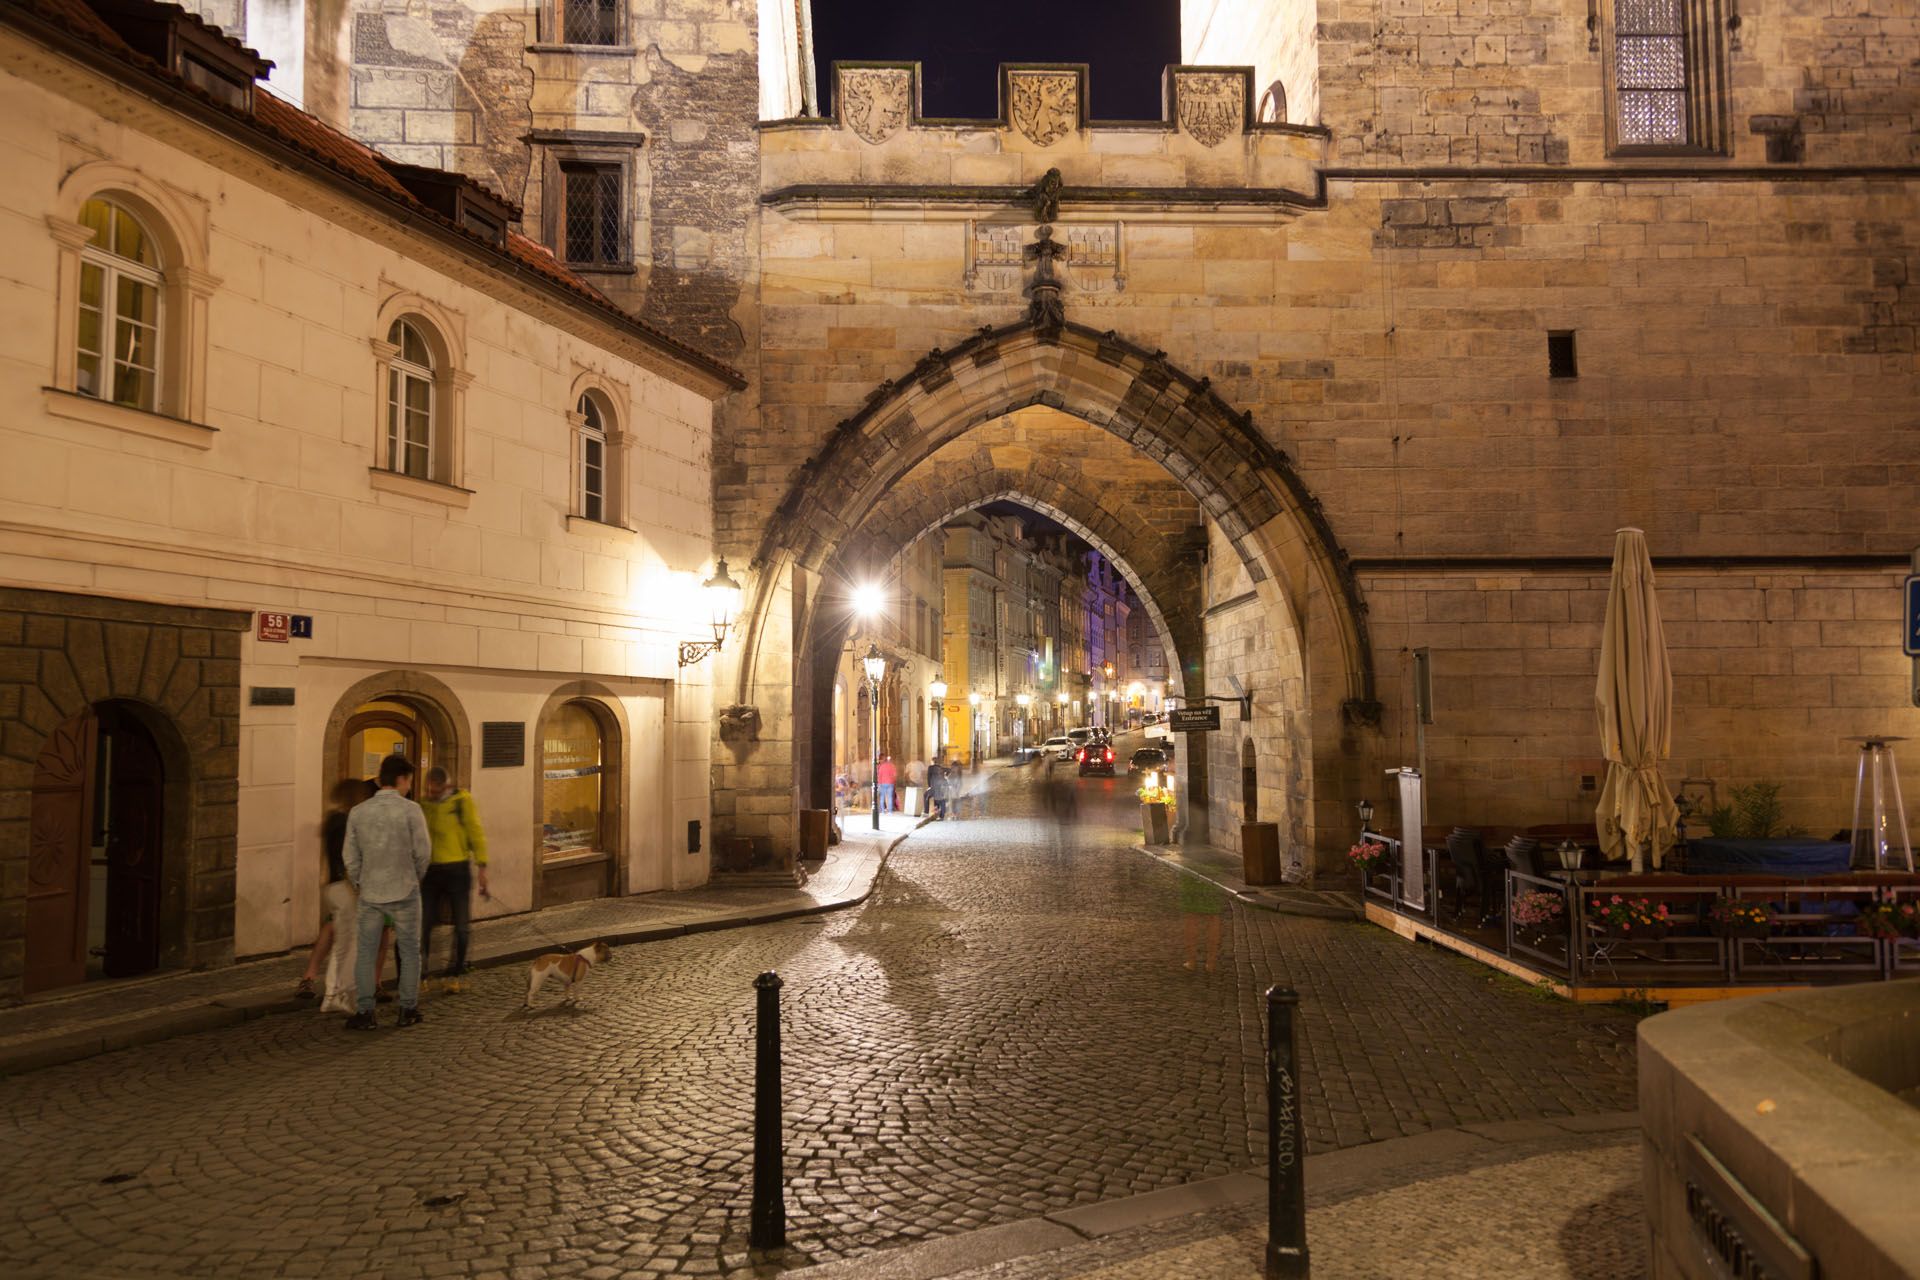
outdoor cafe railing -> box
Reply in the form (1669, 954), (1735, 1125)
(1359, 831), (1439, 922)
(1728, 881), (1884, 981)
(1505, 870), (1572, 977)
(1571, 881), (1726, 985)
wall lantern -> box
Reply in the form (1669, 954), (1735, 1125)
(679, 557), (744, 667)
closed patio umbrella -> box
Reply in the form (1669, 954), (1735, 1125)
(1595, 528), (1680, 871)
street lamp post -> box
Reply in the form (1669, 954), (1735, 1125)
(1056, 690), (1068, 731)
(863, 644), (885, 831)
(1015, 692), (1031, 758)
(968, 691), (982, 765)
(929, 674), (948, 763)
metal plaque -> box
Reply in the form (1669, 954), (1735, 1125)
(480, 721), (525, 769)
(1682, 1135), (1815, 1280)
(248, 686), (295, 707)
(1168, 706), (1221, 733)
(256, 612), (290, 643)
(289, 615), (313, 639)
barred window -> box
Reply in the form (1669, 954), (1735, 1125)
(561, 163), (623, 266)
(562, 0), (620, 46)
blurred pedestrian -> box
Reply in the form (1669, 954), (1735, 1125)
(342, 755), (431, 1030)
(927, 757), (947, 819)
(419, 766), (489, 979)
(876, 755), (897, 814)
(300, 777), (374, 1009)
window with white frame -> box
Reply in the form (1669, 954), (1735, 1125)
(386, 319), (435, 479)
(75, 198), (162, 412)
(577, 391), (609, 522)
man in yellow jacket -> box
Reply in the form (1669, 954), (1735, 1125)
(419, 767), (489, 977)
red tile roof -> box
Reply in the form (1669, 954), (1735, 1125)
(3, 0), (745, 391)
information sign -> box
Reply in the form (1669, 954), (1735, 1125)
(1168, 705), (1222, 733)
(257, 612), (290, 643)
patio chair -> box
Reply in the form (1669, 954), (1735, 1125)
(1446, 830), (1491, 926)
(1503, 836), (1543, 880)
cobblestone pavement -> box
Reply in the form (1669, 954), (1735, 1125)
(920, 1130), (1644, 1279)
(0, 767), (1639, 1279)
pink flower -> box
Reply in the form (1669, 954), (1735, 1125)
(1612, 895), (1623, 904)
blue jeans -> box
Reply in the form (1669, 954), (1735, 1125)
(877, 783), (894, 811)
(355, 893), (421, 1013)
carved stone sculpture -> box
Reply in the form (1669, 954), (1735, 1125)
(1176, 72), (1245, 148)
(841, 68), (911, 145)
(718, 704), (763, 744)
(1008, 72), (1079, 148)
(1028, 167), (1064, 222)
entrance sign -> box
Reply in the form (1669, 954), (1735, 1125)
(1168, 705), (1221, 733)
(256, 612), (290, 643)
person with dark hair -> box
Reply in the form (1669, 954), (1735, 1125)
(341, 755), (431, 1029)
(419, 766), (488, 979)
(299, 777), (375, 1006)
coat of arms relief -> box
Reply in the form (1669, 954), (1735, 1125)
(1007, 72), (1080, 147)
(1175, 72), (1245, 148)
(840, 68), (912, 144)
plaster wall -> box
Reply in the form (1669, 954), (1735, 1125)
(0, 53), (721, 956)
(1182, 0), (1320, 125)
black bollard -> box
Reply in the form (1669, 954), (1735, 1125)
(1265, 985), (1309, 1279)
(749, 971), (786, 1251)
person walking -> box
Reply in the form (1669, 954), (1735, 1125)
(342, 755), (431, 1030)
(299, 778), (375, 1010)
(419, 767), (489, 979)
(876, 755), (897, 815)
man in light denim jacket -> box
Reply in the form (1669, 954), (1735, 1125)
(342, 753), (433, 1029)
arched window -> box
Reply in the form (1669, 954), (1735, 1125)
(577, 391), (608, 522)
(75, 199), (162, 411)
(385, 318), (435, 479)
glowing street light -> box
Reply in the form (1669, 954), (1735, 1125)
(853, 582), (886, 618)
(929, 673), (948, 761)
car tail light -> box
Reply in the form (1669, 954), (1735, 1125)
(1075, 748), (1085, 762)
(1104, 748), (1114, 762)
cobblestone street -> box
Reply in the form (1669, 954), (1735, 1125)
(0, 765), (1639, 1279)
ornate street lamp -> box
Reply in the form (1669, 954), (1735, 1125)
(929, 673), (948, 762)
(1356, 796), (1375, 833)
(863, 643), (886, 831)
(678, 558), (744, 667)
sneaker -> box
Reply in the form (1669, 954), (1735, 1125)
(397, 1007), (424, 1028)
(344, 1011), (377, 1031)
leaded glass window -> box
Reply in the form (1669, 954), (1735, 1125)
(1614, 0), (1688, 147)
(385, 319), (434, 480)
(561, 0), (619, 45)
(75, 199), (162, 412)
(561, 163), (623, 265)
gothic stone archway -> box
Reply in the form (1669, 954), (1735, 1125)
(721, 319), (1374, 866)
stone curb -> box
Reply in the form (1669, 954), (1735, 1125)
(0, 820), (929, 1078)
(1136, 845), (1362, 921)
(781, 1111), (1641, 1279)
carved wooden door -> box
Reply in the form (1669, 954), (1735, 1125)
(25, 710), (97, 994)
(99, 707), (164, 978)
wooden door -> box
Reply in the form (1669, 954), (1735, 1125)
(98, 706), (164, 979)
(25, 711), (97, 994)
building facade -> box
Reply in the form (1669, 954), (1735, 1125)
(0, 0), (738, 998)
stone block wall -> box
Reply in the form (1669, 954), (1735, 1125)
(1316, 0), (1920, 166)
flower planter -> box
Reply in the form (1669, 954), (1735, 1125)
(1141, 802), (1172, 845)
(1593, 921), (1671, 942)
(1711, 921), (1772, 941)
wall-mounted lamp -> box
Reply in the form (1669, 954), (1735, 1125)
(678, 557), (744, 667)
(1357, 796), (1375, 831)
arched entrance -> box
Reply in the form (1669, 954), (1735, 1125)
(26, 700), (181, 992)
(320, 671), (471, 810)
(338, 700), (438, 786)
(723, 319), (1376, 868)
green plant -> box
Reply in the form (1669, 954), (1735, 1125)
(1705, 781), (1804, 839)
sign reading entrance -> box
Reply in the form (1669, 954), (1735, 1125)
(1168, 705), (1221, 733)
(1904, 575), (1920, 657)
(256, 612), (290, 643)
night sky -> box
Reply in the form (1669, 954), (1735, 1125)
(810, 0), (1182, 121)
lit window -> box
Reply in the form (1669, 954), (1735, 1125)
(385, 319), (435, 479)
(74, 199), (161, 412)
(1614, 0), (1687, 146)
(542, 702), (606, 859)
(577, 391), (607, 522)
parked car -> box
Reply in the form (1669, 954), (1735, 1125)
(1141, 712), (1163, 726)
(1066, 727), (1097, 751)
(1040, 736), (1076, 762)
(1128, 746), (1167, 776)
(1077, 742), (1117, 776)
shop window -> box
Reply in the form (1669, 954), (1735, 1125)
(74, 198), (162, 412)
(542, 701), (606, 860)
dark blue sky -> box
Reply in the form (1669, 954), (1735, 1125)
(811, 0), (1181, 121)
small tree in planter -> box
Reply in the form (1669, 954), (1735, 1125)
(1138, 778), (1176, 844)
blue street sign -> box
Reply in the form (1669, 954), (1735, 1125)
(289, 615), (313, 639)
(1906, 577), (1920, 657)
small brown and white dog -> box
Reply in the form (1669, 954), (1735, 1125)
(524, 941), (612, 1008)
